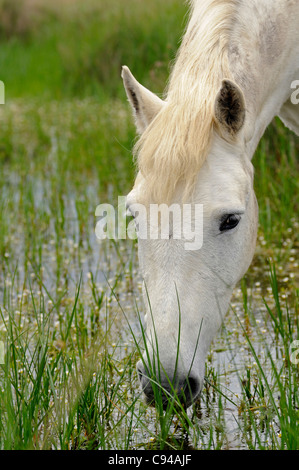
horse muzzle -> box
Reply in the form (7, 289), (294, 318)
(136, 360), (202, 409)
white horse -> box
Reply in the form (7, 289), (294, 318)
(122, 0), (299, 408)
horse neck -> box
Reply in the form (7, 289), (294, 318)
(229, 0), (299, 156)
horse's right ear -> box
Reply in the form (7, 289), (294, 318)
(121, 66), (165, 134)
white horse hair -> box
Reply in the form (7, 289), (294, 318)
(122, 0), (299, 408)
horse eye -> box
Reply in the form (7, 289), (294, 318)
(219, 214), (241, 232)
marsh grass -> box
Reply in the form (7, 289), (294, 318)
(0, 0), (297, 450)
(2, 256), (296, 450)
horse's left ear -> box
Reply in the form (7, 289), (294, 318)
(214, 79), (246, 137)
(122, 66), (165, 134)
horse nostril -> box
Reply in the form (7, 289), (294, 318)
(136, 361), (157, 406)
(137, 361), (201, 408)
(137, 361), (147, 383)
(183, 375), (201, 405)
(137, 361), (151, 391)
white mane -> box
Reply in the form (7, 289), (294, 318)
(134, 0), (237, 203)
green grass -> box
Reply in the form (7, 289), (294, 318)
(0, 0), (298, 450)
(1, 265), (297, 449)
(232, 265), (298, 450)
(0, 0), (187, 100)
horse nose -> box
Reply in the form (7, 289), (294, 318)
(137, 361), (201, 408)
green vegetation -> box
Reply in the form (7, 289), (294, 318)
(0, 0), (186, 99)
(0, 0), (297, 450)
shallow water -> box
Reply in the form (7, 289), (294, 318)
(0, 170), (298, 450)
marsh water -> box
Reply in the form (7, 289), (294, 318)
(0, 170), (298, 449)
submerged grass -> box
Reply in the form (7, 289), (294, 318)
(0, 0), (297, 450)
(0, 245), (297, 449)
